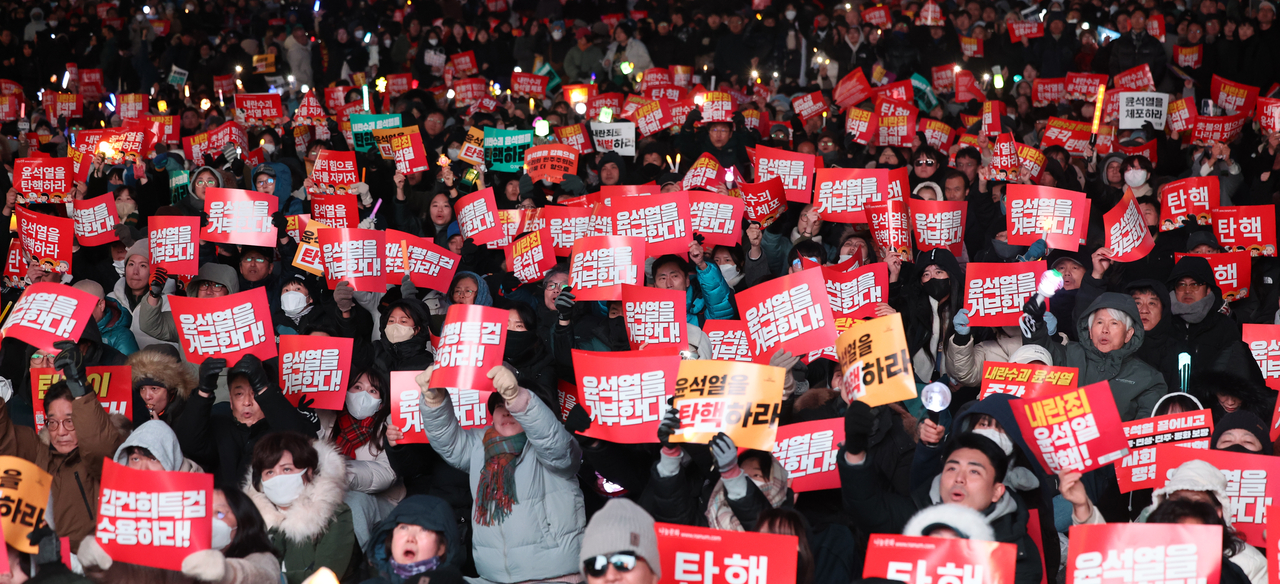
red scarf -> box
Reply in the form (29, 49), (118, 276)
(334, 413), (377, 459)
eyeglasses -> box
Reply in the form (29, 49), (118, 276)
(194, 179), (217, 186)
(583, 552), (638, 577)
(255, 178), (275, 186)
(46, 418), (74, 431)
(30, 353), (55, 363)
(241, 257), (267, 264)
(915, 160), (937, 167)
(1174, 281), (1206, 291)
(455, 289), (476, 297)
(198, 282), (228, 292)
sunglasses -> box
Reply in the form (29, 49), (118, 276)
(583, 552), (637, 577)
(914, 160), (937, 167)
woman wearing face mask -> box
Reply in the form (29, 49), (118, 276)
(317, 365), (403, 548)
(245, 432), (356, 584)
(377, 300), (435, 372)
(888, 249), (965, 410)
(274, 277), (318, 336)
(1119, 154), (1154, 197)
(503, 305), (558, 410)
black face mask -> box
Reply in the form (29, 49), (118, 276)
(923, 277), (950, 300)
(504, 330), (537, 361)
(1219, 444), (1257, 454)
(991, 239), (1020, 259)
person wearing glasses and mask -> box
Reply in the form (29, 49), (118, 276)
(578, 499), (662, 584)
(1164, 256), (1264, 394)
(137, 262), (240, 346)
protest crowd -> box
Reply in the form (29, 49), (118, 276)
(1, 0), (1280, 582)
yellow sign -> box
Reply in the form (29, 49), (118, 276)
(459, 126), (486, 165)
(0, 456), (52, 553)
(371, 126), (419, 160)
(668, 360), (784, 450)
(252, 53), (276, 74)
(835, 313), (917, 407)
(291, 219), (331, 276)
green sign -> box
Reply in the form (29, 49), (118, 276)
(911, 74), (940, 113)
(483, 127), (534, 173)
(350, 114), (402, 153)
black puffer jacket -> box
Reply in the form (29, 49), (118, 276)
(1163, 257), (1266, 393)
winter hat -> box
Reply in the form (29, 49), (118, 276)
(1008, 344), (1053, 365)
(580, 498), (662, 578)
(1211, 410), (1271, 453)
(1186, 231), (1226, 252)
(913, 181), (944, 199)
(1167, 256), (1215, 289)
(902, 504), (996, 541)
(1151, 459), (1231, 520)
(126, 238), (149, 262)
(686, 324), (712, 360)
(915, 248), (962, 280)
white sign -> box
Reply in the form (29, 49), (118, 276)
(590, 122), (637, 156)
(1118, 91), (1169, 130)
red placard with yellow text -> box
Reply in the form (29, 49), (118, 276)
(31, 366), (132, 431)
(1011, 382), (1129, 474)
(979, 362), (1078, 400)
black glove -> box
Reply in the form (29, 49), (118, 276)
(230, 354), (271, 395)
(1181, 213), (1198, 229)
(843, 400), (874, 455)
(52, 341), (87, 398)
(1021, 294), (1046, 323)
(296, 394), (319, 425)
(554, 287), (576, 321)
(565, 403), (591, 433)
(272, 211), (288, 243)
(197, 357), (227, 397)
(685, 107), (702, 126)
(559, 173), (586, 196)
(113, 224), (138, 248)
(149, 267), (168, 298)
(657, 404), (681, 446)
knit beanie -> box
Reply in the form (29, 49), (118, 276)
(580, 498), (662, 578)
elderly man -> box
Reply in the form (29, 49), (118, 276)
(137, 263), (240, 344)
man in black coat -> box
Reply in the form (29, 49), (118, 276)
(1164, 256), (1265, 396)
(1107, 7), (1167, 86)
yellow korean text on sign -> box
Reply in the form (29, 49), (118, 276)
(459, 127), (486, 165)
(835, 313), (917, 407)
(291, 219), (331, 276)
(0, 455), (52, 553)
(668, 360), (784, 450)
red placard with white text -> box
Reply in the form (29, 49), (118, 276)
(1213, 205), (1277, 257)
(454, 188), (503, 246)
(14, 158), (73, 202)
(753, 145), (815, 203)
(1104, 192), (1154, 262)
(688, 192), (743, 248)
(16, 207), (73, 273)
(318, 228), (385, 291)
(866, 198), (911, 257)
(1167, 97), (1196, 132)
(235, 93), (284, 126)
(311, 149), (358, 185)
(510, 72), (549, 98)
(1065, 73), (1109, 101)
(568, 236), (646, 301)
(814, 167), (908, 224)
(621, 285), (686, 350)
(771, 417), (843, 492)
(278, 335), (353, 409)
(910, 199), (965, 256)
(168, 287), (277, 365)
(572, 349), (680, 443)
(1193, 112), (1248, 143)
(607, 191), (692, 256)
(1257, 97), (1280, 132)
(507, 229), (555, 284)
(1115, 409), (1213, 493)
(428, 305), (508, 392)
(1175, 251), (1251, 301)
(979, 362), (1078, 400)
(791, 91), (828, 123)
(1114, 64), (1155, 91)
(201, 188), (277, 247)
(1011, 382), (1130, 474)
(1032, 78), (1065, 107)
(73, 194), (120, 246)
(545, 206), (593, 256)
(964, 261), (1047, 327)
(1159, 176), (1218, 230)
(149, 216), (200, 276)
(656, 523), (798, 584)
(310, 193), (358, 229)
(1005, 185), (1088, 250)
(390, 371), (429, 444)
(523, 144), (578, 183)
(824, 262), (888, 325)
(95, 460), (212, 571)
(740, 178), (787, 228)
(737, 268), (837, 362)
(1211, 75), (1259, 115)
(864, 534), (1017, 584)
(703, 320), (755, 362)
(450, 51), (478, 76)
(1066, 523), (1221, 584)
(834, 68), (873, 108)
(1148, 443), (1279, 546)
(1009, 20), (1045, 42)
(1244, 324), (1280, 391)
(0, 283), (97, 351)
(918, 117), (955, 150)
(845, 108), (877, 144)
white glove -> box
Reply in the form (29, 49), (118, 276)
(351, 182), (373, 207)
(489, 365), (519, 402)
(416, 365), (446, 408)
(358, 215), (376, 229)
(77, 536), (113, 570)
(181, 549), (227, 582)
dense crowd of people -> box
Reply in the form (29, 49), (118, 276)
(0, 0), (1278, 582)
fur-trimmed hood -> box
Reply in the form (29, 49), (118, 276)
(243, 440), (348, 542)
(903, 503), (996, 541)
(127, 349), (197, 400)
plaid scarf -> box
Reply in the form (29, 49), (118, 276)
(334, 412), (377, 459)
(475, 428), (527, 527)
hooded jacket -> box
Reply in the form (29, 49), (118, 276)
(362, 495), (466, 584)
(174, 381), (318, 485)
(420, 388), (585, 583)
(686, 262), (737, 326)
(97, 297), (139, 357)
(946, 328), (1023, 387)
(1164, 258), (1266, 392)
(138, 263), (242, 344)
(1121, 279), (1186, 391)
(891, 249), (965, 384)
(178, 165), (223, 217)
(1025, 292), (1168, 421)
(112, 420), (203, 472)
(127, 349), (197, 427)
(244, 440), (356, 584)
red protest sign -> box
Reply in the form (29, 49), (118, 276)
(955, 71), (987, 103)
(825, 263), (888, 323)
(1066, 523), (1222, 584)
(1245, 324), (1280, 390)
(1167, 97), (1196, 132)
(845, 107), (877, 144)
(4, 240), (26, 289)
(814, 167), (908, 223)
(455, 188), (503, 246)
(1011, 382), (1129, 474)
(1175, 44), (1203, 68)
(389, 371), (428, 443)
(169, 287), (277, 364)
(552, 123), (594, 155)
(1041, 118), (1093, 156)
(980, 362), (1079, 400)
(510, 72), (549, 98)
(1213, 205), (1277, 257)
(1211, 74), (1260, 115)
(311, 193), (359, 228)
(1193, 112), (1248, 143)
(16, 207), (73, 273)
(632, 99), (672, 137)
(1150, 443), (1279, 545)
(960, 35), (984, 57)
(771, 417), (842, 492)
(915, 0), (945, 24)
(656, 523), (798, 583)
(1257, 97), (1280, 132)
(201, 188), (277, 247)
(605, 191), (692, 257)
(384, 73), (412, 97)
(864, 534), (1017, 584)
(1032, 78), (1065, 107)
(15, 157), (73, 202)
(741, 177), (787, 228)
(1065, 73), (1109, 101)
(753, 145), (815, 203)
(571, 349), (679, 443)
(568, 235), (646, 301)
(981, 101), (1008, 135)
(312, 149), (358, 185)
(450, 51), (478, 76)
(621, 285), (687, 350)
(149, 216), (199, 276)
(429, 305), (508, 391)
(910, 199), (965, 256)
(930, 65), (956, 94)
(835, 68), (873, 108)
(0, 283), (97, 351)
(523, 144), (578, 183)
(873, 97), (918, 147)
(585, 92), (622, 120)
(689, 192), (744, 248)
(278, 335), (353, 409)
(119, 94), (149, 121)
(698, 91), (733, 123)
(1009, 20), (1045, 42)
(862, 5), (891, 27)
(964, 261), (1047, 327)
(1104, 191), (1155, 262)
(72, 193), (120, 246)
(791, 91), (828, 123)
(31, 365), (132, 430)
(703, 320), (754, 362)
(1116, 409), (1213, 493)
(94, 459), (212, 571)
(917, 117), (955, 150)
(1017, 143), (1047, 182)
(866, 198), (911, 257)
(1175, 251), (1251, 301)
(737, 268), (836, 362)
(1005, 184), (1089, 250)
(1114, 64), (1155, 91)
(235, 93), (284, 126)
(318, 228), (384, 291)
(682, 153), (724, 191)
(294, 91), (325, 126)
(401, 233), (460, 293)
(507, 229), (555, 284)
(989, 133), (1021, 181)
(545, 206), (592, 257)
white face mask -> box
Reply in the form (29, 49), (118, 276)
(839, 254), (854, 263)
(384, 39), (392, 47)
(261, 472), (306, 507)
(261, 143), (277, 155)
(428, 38), (439, 45)
(972, 427), (1015, 456)
(346, 390), (382, 420)
(785, 9), (797, 19)
(280, 291), (309, 318)
(385, 322), (415, 343)
(718, 262), (742, 287)
(1124, 169), (1148, 187)
(551, 29), (564, 40)
(447, 148), (460, 160)
(113, 259), (125, 276)
(211, 517), (234, 550)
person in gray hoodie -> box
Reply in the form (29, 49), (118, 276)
(137, 262), (241, 345)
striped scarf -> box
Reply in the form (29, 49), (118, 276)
(475, 428), (527, 526)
